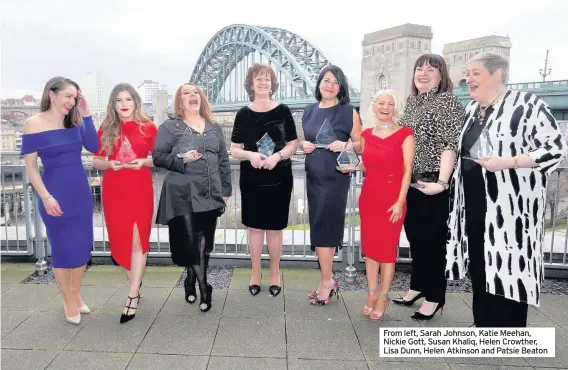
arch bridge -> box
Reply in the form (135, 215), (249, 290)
(190, 24), (360, 112)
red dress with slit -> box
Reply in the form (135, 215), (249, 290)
(96, 121), (157, 270)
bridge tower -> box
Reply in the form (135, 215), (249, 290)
(359, 24), (433, 126)
(443, 35), (512, 88)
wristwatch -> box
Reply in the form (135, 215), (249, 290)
(437, 180), (449, 190)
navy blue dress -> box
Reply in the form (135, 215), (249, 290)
(302, 103), (356, 250)
(20, 116), (99, 268)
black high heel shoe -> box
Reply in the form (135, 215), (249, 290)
(249, 272), (262, 296)
(392, 292), (425, 306)
(249, 284), (261, 296)
(184, 270), (197, 304)
(411, 302), (445, 321)
(199, 284), (213, 312)
(120, 294), (141, 324)
(269, 285), (281, 297)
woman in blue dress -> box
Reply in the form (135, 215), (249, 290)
(21, 77), (99, 325)
(300, 65), (362, 305)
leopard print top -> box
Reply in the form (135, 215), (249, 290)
(399, 87), (465, 174)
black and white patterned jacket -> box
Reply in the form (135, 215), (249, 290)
(445, 90), (567, 307)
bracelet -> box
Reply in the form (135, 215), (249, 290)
(513, 156), (519, 169)
(436, 180), (449, 190)
(277, 151), (283, 160)
(43, 195), (53, 203)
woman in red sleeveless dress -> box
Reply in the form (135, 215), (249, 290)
(359, 89), (414, 320)
(93, 83), (157, 324)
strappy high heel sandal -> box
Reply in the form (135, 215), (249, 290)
(309, 283), (339, 306)
(120, 294), (141, 324)
(363, 287), (379, 316)
(369, 292), (390, 321)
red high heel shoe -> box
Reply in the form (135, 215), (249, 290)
(309, 283), (339, 306)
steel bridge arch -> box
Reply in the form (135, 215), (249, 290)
(190, 24), (352, 103)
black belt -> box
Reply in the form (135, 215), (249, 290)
(411, 171), (439, 183)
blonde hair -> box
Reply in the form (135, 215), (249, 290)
(368, 89), (404, 126)
(99, 83), (151, 155)
(173, 83), (213, 123)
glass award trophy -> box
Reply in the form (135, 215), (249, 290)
(463, 127), (494, 160)
(176, 129), (201, 160)
(114, 136), (137, 169)
(336, 150), (360, 171)
(256, 133), (276, 157)
(314, 117), (338, 148)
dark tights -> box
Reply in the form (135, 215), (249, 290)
(186, 235), (211, 304)
(168, 210), (219, 309)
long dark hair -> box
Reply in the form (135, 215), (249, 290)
(40, 76), (82, 128)
(314, 64), (351, 104)
(410, 54), (453, 96)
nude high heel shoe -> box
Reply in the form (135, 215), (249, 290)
(369, 292), (390, 321)
(64, 303), (81, 325)
(79, 302), (91, 314)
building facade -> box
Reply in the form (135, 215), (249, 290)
(359, 24), (433, 126)
(443, 35), (512, 88)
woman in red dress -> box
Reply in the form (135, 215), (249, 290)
(359, 89), (414, 320)
(92, 83), (157, 324)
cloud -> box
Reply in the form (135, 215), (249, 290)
(1, 0), (567, 99)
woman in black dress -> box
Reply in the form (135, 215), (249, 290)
(300, 65), (362, 305)
(230, 63), (298, 297)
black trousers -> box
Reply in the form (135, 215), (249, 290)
(466, 218), (528, 327)
(404, 187), (449, 304)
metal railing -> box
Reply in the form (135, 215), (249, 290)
(2, 162), (567, 276)
(454, 79), (568, 94)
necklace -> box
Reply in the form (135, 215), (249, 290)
(251, 100), (274, 112)
(376, 122), (394, 130)
(478, 88), (505, 121)
(184, 119), (204, 133)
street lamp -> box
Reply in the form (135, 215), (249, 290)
(539, 50), (552, 82)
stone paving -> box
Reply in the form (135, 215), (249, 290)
(1, 263), (568, 369)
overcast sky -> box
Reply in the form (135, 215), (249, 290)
(2, 0), (567, 99)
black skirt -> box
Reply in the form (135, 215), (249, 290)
(240, 167), (293, 230)
(167, 210), (220, 267)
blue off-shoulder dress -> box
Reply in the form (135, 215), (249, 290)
(20, 116), (99, 268)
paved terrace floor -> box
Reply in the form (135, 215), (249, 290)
(1, 263), (568, 369)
